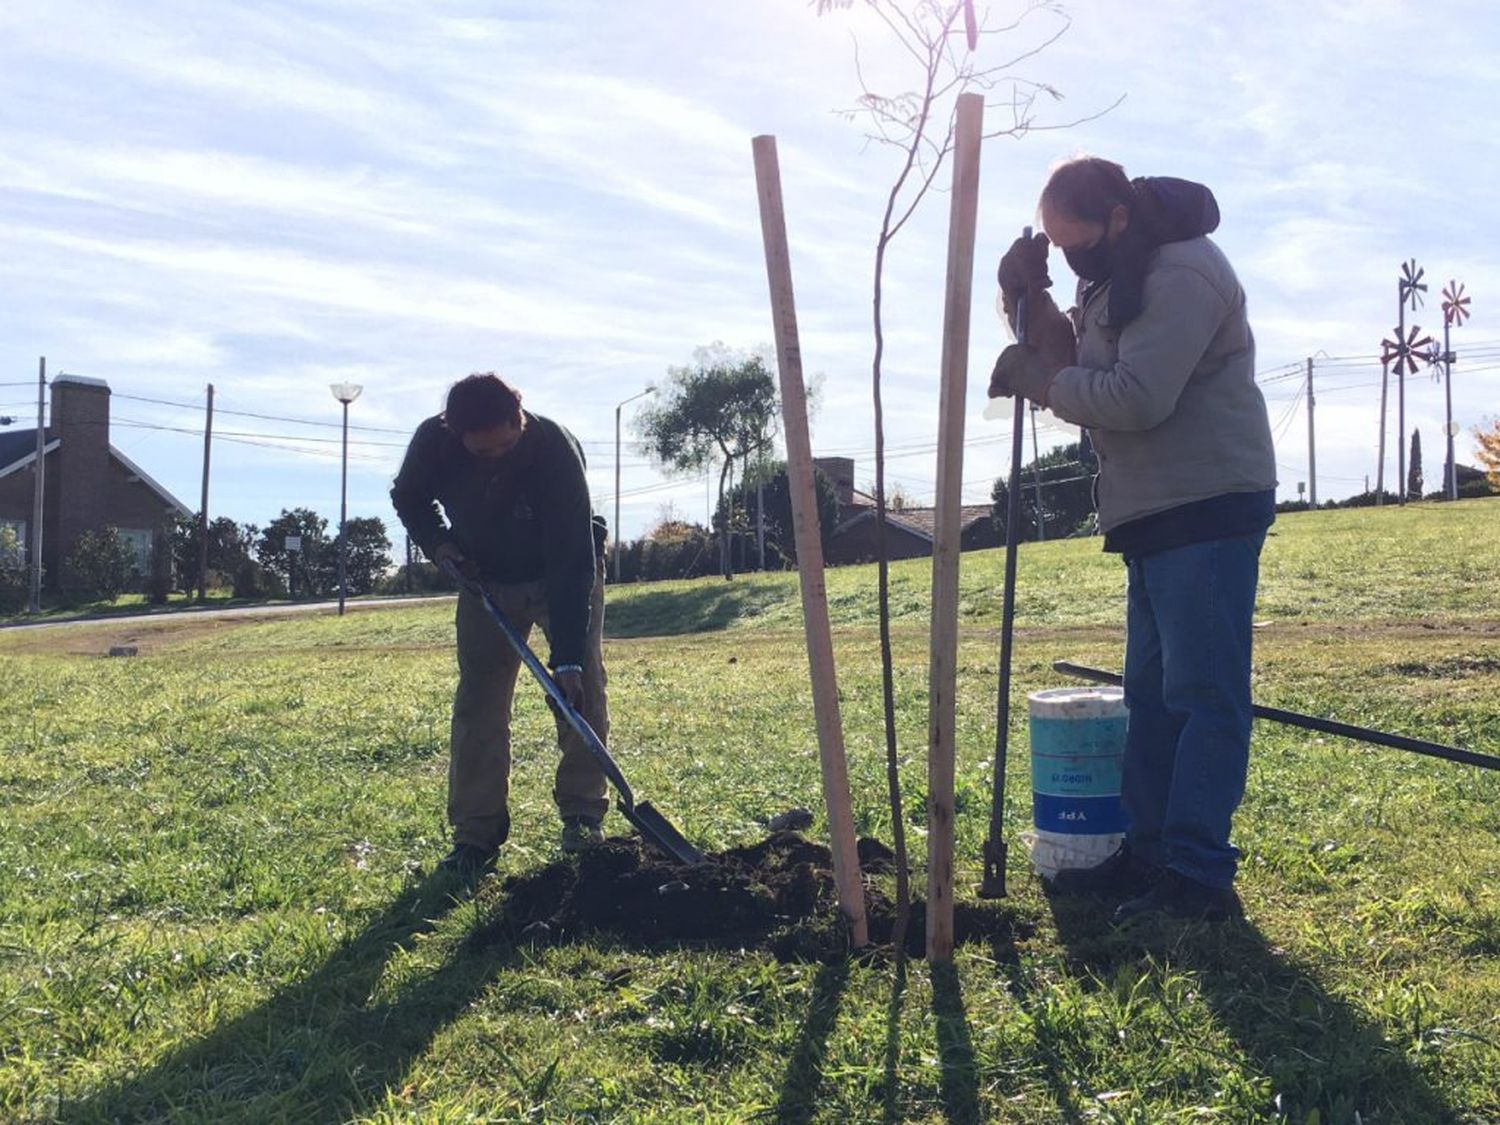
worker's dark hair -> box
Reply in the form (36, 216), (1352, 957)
(443, 373), (523, 434)
(1040, 156), (1135, 224)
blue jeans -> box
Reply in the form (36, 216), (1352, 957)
(1121, 532), (1265, 889)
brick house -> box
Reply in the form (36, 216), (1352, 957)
(814, 456), (1000, 566)
(0, 375), (191, 587)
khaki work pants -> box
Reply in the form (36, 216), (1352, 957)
(448, 560), (609, 851)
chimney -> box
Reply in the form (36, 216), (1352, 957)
(50, 375), (111, 578)
(813, 456), (855, 508)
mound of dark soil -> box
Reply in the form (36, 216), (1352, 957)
(470, 831), (1031, 960)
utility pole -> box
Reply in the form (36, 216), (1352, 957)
(756, 441), (766, 571)
(330, 383), (362, 615)
(1306, 357), (1317, 507)
(197, 384), (214, 601)
(1397, 276), (1406, 505)
(1029, 403), (1045, 542)
(612, 384), (653, 583)
(28, 357), (45, 614)
(1376, 354), (1388, 504)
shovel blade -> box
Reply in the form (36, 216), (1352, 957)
(622, 800), (705, 866)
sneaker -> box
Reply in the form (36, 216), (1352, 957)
(560, 816), (604, 854)
(1046, 843), (1163, 900)
(1112, 869), (1244, 926)
(437, 843), (497, 880)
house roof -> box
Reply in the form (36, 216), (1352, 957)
(0, 428), (57, 480)
(0, 426), (190, 515)
(832, 502), (994, 542)
(0, 428), (50, 472)
(879, 504), (994, 539)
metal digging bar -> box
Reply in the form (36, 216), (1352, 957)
(443, 562), (706, 865)
(980, 224), (1034, 899)
(1053, 661), (1500, 773)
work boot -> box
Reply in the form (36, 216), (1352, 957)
(1112, 869), (1244, 926)
(437, 843), (497, 881)
(1046, 843), (1163, 901)
(560, 816), (604, 855)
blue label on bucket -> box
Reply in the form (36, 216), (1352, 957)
(1033, 793), (1128, 834)
(1030, 713), (1126, 835)
(1031, 715), (1127, 762)
(1031, 754), (1124, 799)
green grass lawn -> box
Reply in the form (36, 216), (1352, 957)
(2, 499), (1498, 1122)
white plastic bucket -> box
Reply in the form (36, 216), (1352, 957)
(1021, 686), (1127, 879)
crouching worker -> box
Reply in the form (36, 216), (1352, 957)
(990, 157), (1277, 924)
(391, 373), (610, 878)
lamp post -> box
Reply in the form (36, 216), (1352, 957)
(330, 382), (363, 615)
(613, 384), (654, 583)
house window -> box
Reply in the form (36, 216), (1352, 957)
(118, 528), (153, 574)
(0, 519), (24, 566)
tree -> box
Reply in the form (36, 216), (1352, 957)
(1473, 417), (1500, 491)
(1407, 429), (1423, 501)
(169, 512), (257, 594)
(717, 460), (840, 570)
(636, 343), (781, 580)
(817, 0), (1115, 960)
(991, 440), (1096, 540)
(336, 516), (392, 596)
(256, 508), (330, 597)
(65, 526), (135, 601)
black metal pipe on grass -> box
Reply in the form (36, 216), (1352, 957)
(1053, 660), (1500, 773)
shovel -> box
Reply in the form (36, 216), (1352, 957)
(979, 223), (1037, 899)
(443, 561), (705, 866)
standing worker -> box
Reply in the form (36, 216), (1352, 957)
(392, 373), (610, 878)
(989, 157), (1276, 923)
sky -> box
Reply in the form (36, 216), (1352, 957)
(2, 0), (1497, 546)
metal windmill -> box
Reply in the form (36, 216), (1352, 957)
(1397, 261), (1428, 503)
(1439, 280), (1473, 499)
(1381, 319), (1433, 503)
(1377, 260), (1429, 504)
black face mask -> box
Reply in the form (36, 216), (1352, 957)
(1063, 232), (1113, 282)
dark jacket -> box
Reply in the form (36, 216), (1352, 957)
(390, 411), (596, 666)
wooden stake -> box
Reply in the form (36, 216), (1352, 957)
(751, 134), (868, 949)
(926, 92), (984, 964)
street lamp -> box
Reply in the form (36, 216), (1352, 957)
(614, 384), (655, 582)
(330, 382), (363, 615)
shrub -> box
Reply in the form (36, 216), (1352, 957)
(64, 527), (135, 602)
(0, 526), (30, 613)
(233, 559), (286, 600)
(377, 561), (459, 594)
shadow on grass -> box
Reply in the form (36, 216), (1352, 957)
(772, 960), (849, 1124)
(930, 962), (982, 1124)
(880, 964), (909, 1123)
(605, 581), (790, 638)
(60, 871), (514, 1123)
(1039, 890), (1456, 1122)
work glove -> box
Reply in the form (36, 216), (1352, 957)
(554, 668), (585, 712)
(989, 345), (1057, 406)
(997, 231), (1052, 300)
(989, 291), (1077, 406)
(433, 541), (479, 582)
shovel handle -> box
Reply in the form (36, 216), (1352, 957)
(441, 560), (636, 806)
(983, 225), (1034, 898)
